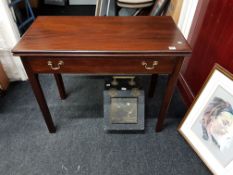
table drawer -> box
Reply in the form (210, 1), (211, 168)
(26, 57), (176, 74)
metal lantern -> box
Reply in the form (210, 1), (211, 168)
(104, 76), (145, 131)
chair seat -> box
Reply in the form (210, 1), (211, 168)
(117, 1), (154, 8)
(118, 0), (153, 3)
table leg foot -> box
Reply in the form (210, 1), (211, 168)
(155, 126), (162, 132)
(49, 127), (56, 133)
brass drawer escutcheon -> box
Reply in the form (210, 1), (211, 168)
(141, 61), (159, 70)
(47, 60), (64, 70)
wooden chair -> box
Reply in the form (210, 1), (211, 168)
(117, 0), (154, 16)
(9, 0), (35, 35)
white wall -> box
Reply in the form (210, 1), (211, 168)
(178, 0), (199, 39)
(178, 0), (199, 77)
(0, 1), (27, 81)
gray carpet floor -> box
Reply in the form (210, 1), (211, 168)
(0, 75), (211, 175)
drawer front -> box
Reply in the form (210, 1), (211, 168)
(26, 57), (177, 74)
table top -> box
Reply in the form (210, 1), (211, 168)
(12, 16), (191, 56)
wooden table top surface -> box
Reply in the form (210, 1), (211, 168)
(12, 16), (191, 56)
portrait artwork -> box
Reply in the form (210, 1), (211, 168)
(191, 86), (233, 167)
(179, 64), (233, 175)
(201, 97), (233, 152)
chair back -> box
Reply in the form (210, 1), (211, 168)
(9, 0), (35, 35)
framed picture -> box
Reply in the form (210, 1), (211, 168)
(179, 64), (233, 175)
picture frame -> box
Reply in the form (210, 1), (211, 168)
(179, 64), (233, 175)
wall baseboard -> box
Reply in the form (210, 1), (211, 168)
(177, 73), (195, 107)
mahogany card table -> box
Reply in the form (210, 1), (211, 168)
(12, 16), (191, 133)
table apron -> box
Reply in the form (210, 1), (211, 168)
(22, 56), (179, 74)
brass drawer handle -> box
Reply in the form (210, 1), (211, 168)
(141, 61), (159, 70)
(47, 60), (64, 70)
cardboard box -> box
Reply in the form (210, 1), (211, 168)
(166, 0), (183, 24)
